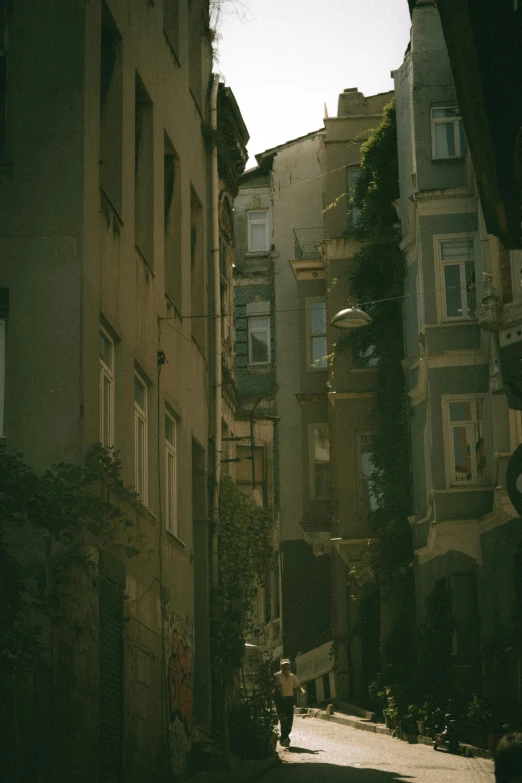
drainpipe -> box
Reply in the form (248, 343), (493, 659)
(210, 73), (221, 587)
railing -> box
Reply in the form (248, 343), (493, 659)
(295, 640), (334, 683)
(292, 226), (324, 260)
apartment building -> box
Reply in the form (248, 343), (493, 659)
(0, 0), (247, 779)
(234, 132), (333, 687)
(395, 1), (522, 706)
(316, 88), (393, 705)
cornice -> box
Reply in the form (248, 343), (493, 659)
(408, 350), (487, 406)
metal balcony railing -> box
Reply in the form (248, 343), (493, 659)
(292, 227), (324, 260)
(295, 640), (334, 683)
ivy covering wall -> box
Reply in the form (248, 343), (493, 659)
(348, 100), (416, 683)
(210, 477), (275, 743)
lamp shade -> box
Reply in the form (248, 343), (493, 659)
(330, 306), (372, 329)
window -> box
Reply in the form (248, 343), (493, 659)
(188, 0), (202, 108)
(164, 136), (182, 311)
(190, 188), (205, 349)
(347, 168), (362, 229)
(163, 0), (179, 58)
(357, 433), (380, 517)
(134, 374), (148, 503)
(99, 329), (115, 449)
(248, 316), (270, 364)
(100, 4), (123, 213)
(0, 0), (7, 162)
(444, 397), (487, 486)
(355, 344), (379, 368)
(135, 75), (154, 265)
(437, 237), (476, 320)
(165, 412), (178, 536)
(247, 210), (269, 252)
(310, 425), (330, 499)
(431, 107), (465, 160)
(308, 299), (327, 370)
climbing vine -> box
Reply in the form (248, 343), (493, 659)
(0, 445), (142, 673)
(211, 477), (275, 685)
(338, 100), (416, 695)
(345, 99), (413, 585)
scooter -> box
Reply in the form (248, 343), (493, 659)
(432, 714), (460, 753)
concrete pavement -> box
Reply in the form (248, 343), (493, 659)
(266, 714), (494, 782)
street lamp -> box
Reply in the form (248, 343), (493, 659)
(330, 301), (371, 330)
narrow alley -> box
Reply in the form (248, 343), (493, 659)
(266, 716), (494, 783)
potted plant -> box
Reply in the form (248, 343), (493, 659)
(384, 686), (401, 730)
(401, 704), (421, 742)
(463, 694), (489, 749)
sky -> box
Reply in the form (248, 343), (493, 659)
(215, 0), (412, 167)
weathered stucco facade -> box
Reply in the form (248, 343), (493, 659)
(396, 2), (522, 707)
(0, 1), (247, 779)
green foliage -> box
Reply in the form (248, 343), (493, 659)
(211, 478), (275, 686)
(353, 99), (400, 240)
(345, 99), (413, 585)
(229, 656), (278, 758)
(0, 445), (141, 672)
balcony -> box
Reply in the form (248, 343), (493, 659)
(295, 640), (334, 683)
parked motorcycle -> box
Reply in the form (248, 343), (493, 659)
(432, 713), (460, 753)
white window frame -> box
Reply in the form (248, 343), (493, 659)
(442, 394), (488, 488)
(431, 106), (465, 160)
(99, 328), (115, 449)
(247, 209), (269, 253)
(309, 423), (330, 500)
(356, 432), (380, 515)
(306, 297), (328, 371)
(165, 411), (179, 537)
(0, 319), (5, 439)
(134, 372), (148, 505)
(434, 233), (477, 323)
(248, 315), (271, 365)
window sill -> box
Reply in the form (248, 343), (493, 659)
(134, 502), (158, 525)
(431, 156), (465, 162)
(166, 530), (186, 549)
(434, 319), (477, 327)
(163, 31), (181, 67)
(245, 250), (270, 258)
(135, 245), (155, 277)
(434, 485), (491, 493)
(247, 364), (272, 373)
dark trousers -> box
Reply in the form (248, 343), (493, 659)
(276, 696), (294, 740)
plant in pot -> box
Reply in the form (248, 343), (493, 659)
(383, 686), (401, 730)
(464, 694), (490, 749)
(401, 704), (421, 742)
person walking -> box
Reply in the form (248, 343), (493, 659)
(273, 658), (305, 748)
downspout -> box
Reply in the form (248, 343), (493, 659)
(210, 73), (221, 586)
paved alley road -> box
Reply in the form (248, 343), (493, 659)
(266, 715), (494, 783)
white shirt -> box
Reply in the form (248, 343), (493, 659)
(274, 671), (301, 697)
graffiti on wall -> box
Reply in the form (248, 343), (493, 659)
(165, 613), (194, 776)
(168, 627), (193, 733)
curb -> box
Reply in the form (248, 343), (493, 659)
(303, 709), (493, 759)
